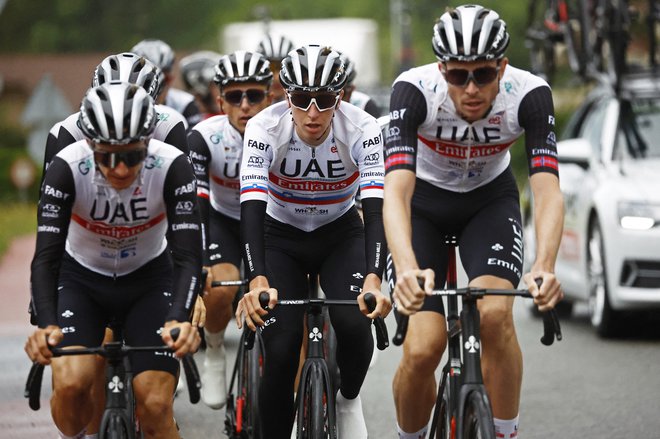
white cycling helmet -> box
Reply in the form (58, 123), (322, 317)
(130, 39), (176, 72)
(432, 5), (510, 62)
(213, 50), (273, 87)
(256, 34), (295, 63)
(279, 45), (347, 93)
(179, 51), (222, 96)
(92, 52), (164, 100)
(79, 82), (157, 145)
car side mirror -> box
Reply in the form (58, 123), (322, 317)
(557, 138), (592, 170)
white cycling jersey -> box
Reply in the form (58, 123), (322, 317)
(387, 63), (553, 192)
(52, 139), (187, 277)
(189, 115), (243, 220)
(240, 101), (385, 232)
(166, 87), (202, 127)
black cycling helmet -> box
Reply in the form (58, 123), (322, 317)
(179, 50), (222, 96)
(130, 39), (175, 72)
(213, 50), (273, 88)
(432, 5), (510, 62)
(79, 82), (157, 145)
(256, 34), (296, 63)
(92, 52), (164, 100)
(279, 45), (347, 93)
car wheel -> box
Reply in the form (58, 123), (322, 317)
(587, 218), (618, 337)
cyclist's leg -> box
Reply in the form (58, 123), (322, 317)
(84, 329), (111, 436)
(459, 180), (523, 433)
(392, 210), (449, 436)
(259, 239), (308, 439)
(202, 208), (242, 408)
(51, 257), (109, 437)
(124, 286), (180, 437)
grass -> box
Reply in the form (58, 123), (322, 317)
(0, 203), (37, 258)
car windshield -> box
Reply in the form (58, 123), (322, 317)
(618, 97), (660, 159)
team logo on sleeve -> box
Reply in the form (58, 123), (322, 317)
(144, 155), (164, 169)
(78, 159), (92, 175)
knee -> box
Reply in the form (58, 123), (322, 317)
(479, 305), (515, 346)
(402, 336), (444, 376)
(52, 361), (96, 402)
(206, 285), (238, 307)
(135, 389), (173, 426)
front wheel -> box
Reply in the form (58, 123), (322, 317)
(461, 391), (495, 439)
(100, 411), (131, 439)
(432, 375), (452, 439)
(297, 362), (336, 439)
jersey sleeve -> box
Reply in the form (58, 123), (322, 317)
(188, 129), (212, 265)
(518, 86), (559, 177)
(239, 124), (272, 204)
(164, 121), (189, 154)
(355, 119), (385, 200)
(30, 157), (75, 328)
(163, 155), (204, 323)
(384, 81), (428, 174)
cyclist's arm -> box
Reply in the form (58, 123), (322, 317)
(519, 85), (564, 308)
(164, 120), (189, 154)
(163, 154), (204, 323)
(383, 81), (426, 275)
(187, 130), (212, 266)
(30, 157), (75, 329)
(363, 99), (382, 118)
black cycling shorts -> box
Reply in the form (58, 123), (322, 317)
(208, 208), (242, 268)
(389, 167), (524, 316)
(56, 251), (179, 377)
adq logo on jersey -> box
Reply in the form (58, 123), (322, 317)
(364, 152), (380, 165)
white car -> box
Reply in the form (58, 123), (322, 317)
(525, 73), (660, 337)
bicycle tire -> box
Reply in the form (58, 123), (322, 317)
(100, 411), (132, 439)
(461, 391), (495, 439)
(245, 331), (264, 439)
(297, 362), (335, 439)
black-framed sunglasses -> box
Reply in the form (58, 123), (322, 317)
(93, 148), (148, 168)
(287, 92), (340, 112)
(222, 89), (268, 106)
(443, 66), (500, 87)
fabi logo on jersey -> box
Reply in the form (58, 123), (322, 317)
(389, 109), (407, 120)
(174, 183), (196, 196)
(247, 139), (270, 151)
(362, 136), (381, 149)
(44, 185), (71, 200)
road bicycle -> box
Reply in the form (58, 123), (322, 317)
(525, 0), (590, 83)
(255, 274), (389, 439)
(24, 324), (201, 439)
(391, 236), (562, 439)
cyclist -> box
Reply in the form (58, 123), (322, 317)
(188, 50), (273, 409)
(235, 44), (391, 439)
(179, 50), (224, 119)
(42, 52), (189, 183)
(131, 38), (203, 128)
(255, 33), (295, 103)
(25, 82), (203, 439)
(340, 52), (382, 118)
(383, 5), (564, 439)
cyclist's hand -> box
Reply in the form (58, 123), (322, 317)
(235, 276), (278, 331)
(163, 321), (200, 358)
(202, 265), (213, 297)
(524, 270), (564, 312)
(191, 295), (206, 328)
(24, 325), (62, 365)
(358, 274), (392, 319)
(393, 268), (434, 315)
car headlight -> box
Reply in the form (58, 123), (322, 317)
(617, 202), (660, 230)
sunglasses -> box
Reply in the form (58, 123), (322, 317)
(288, 92), (340, 112)
(443, 66), (500, 87)
(93, 148), (148, 168)
(222, 89), (267, 106)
